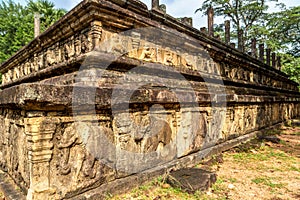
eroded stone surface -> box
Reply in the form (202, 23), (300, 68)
(0, 0), (299, 199)
(166, 168), (217, 193)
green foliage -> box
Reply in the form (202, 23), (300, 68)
(264, 7), (300, 85)
(0, 0), (33, 63)
(196, 1), (300, 84)
(27, 0), (66, 33)
(195, 0), (277, 48)
(281, 55), (300, 84)
(0, 0), (66, 64)
(265, 6), (300, 55)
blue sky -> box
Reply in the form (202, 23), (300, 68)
(4, 0), (300, 28)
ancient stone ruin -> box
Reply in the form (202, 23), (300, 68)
(0, 0), (299, 199)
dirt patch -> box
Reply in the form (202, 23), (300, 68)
(195, 121), (300, 200)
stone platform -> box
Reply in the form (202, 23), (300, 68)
(0, 0), (299, 199)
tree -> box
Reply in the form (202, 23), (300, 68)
(257, 6), (300, 85)
(265, 6), (300, 56)
(27, 0), (66, 33)
(281, 55), (300, 85)
(196, 1), (300, 86)
(195, 0), (277, 50)
(0, 0), (66, 64)
(0, 0), (33, 63)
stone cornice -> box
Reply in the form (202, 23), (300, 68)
(0, 0), (298, 89)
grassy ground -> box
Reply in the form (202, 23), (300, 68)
(108, 121), (300, 200)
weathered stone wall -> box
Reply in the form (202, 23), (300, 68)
(0, 109), (29, 193)
(0, 0), (299, 199)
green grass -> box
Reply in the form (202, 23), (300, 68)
(229, 178), (237, 183)
(232, 145), (293, 163)
(111, 175), (235, 200)
(251, 177), (285, 189)
(264, 129), (282, 136)
(268, 150), (290, 159)
(289, 166), (300, 172)
(279, 140), (287, 145)
(138, 184), (151, 191)
(292, 131), (300, 136)
(111, 176), (208, 200)
(233, 151), (268, 162)
(212, 178), (224, 191)
(211, 178), (229, 198)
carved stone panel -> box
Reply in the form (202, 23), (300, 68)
(48, 119), (115, 199)
(0, 109), (29, 192)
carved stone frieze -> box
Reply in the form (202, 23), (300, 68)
(1, 24), (298, 93)
(1, 21), (103, 86)
(0, 109), (29, 193)
(64, 37), (75, 61)
(113, 108), (175, 155)
(57, 123), (97, 180)
(46, 48), (57, 66)
(0, 1), (299, 199)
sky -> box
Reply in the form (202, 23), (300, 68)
(5, 0), (300, 29)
